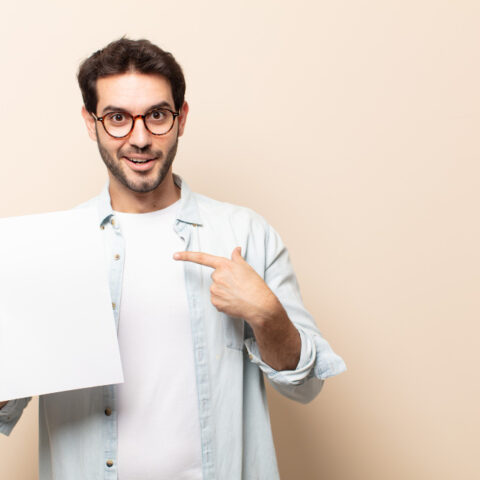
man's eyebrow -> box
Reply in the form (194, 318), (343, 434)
(100, 105), (128, 115)
(100, 101), (175, 115)
(147, 101), (175, 111)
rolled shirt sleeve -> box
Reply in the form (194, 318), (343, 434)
(244, 221), (346, 403)
(0, 397), (32, 436)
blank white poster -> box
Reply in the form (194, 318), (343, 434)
(0, 208), (124, 400)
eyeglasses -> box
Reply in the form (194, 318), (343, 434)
(92, 108), (179, 138)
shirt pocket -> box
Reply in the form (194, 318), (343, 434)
(223, 315), (245, 350)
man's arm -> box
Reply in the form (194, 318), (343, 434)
(174, 247), (301, 371)
(0, 401), (7, 409)
(174, 222), (346, 405)
(248, 297), (301, 371)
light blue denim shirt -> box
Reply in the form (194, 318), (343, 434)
(0, 174), (346, 480)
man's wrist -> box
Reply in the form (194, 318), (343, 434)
(245, 292), (284, 329)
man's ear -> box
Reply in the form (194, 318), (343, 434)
(177, 101), (189, 138)
(81, 106), (98, 142)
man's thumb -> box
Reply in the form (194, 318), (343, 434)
(231, 246), (242, 261)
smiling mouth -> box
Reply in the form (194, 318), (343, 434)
(127, 157), (155, 164)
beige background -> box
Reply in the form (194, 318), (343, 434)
(1, 1), (479, 479)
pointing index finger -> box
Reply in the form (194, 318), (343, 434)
(173, 251), (224, 269)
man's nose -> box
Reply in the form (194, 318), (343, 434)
(128, 116), (151, 149)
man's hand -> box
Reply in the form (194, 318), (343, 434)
(173, 247), (280, 328)
(174, 246), (301, 371)
(0, 401), (8, 409)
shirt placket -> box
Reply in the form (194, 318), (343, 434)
(174, 219), (216, 480)
(102, 215), (124, 479)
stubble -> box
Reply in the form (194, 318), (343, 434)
(97, 133), (178, 194)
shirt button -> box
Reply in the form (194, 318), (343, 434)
(112, 302), (116, 310)
(248, 354), (253, 360)
(106, 459), (114, 467)
(114, 254), (121, 260)
(104, 407), (112, 416)
(111, 218), (115, 226)
(100, 225), (105, 230)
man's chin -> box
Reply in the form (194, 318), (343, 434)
(109, 161), (165, 193)
(120, 177), (166, 194)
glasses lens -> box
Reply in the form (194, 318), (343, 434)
(145, 109), (175, 135)
(103, 112), (133, 138)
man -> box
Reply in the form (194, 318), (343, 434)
(0, 38), (346, 479)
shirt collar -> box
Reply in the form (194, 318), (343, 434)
(96, 173), (203, 227)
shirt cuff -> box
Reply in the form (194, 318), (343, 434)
(0, 397), (31, 436)
(244, 328), (346, 386)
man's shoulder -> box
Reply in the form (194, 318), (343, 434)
(70, 186), (273, 236)
(192, 191), (270, 232)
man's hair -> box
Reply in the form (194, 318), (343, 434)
(77, 37), (186, 114)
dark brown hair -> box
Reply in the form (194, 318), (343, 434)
(77, 37), (186, 114)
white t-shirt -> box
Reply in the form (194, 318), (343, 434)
(114, 200), (202, 480)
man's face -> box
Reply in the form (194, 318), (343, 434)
(82, 72), (188, 194)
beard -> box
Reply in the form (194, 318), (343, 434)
(97, 133), (178, 194)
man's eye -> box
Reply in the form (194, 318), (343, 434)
(150, 110), (166, 120)
(111, 113), (125, 122)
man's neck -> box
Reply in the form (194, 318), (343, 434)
(108, 174), (181, 213)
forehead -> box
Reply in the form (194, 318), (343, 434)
(95, 73), (174, 112)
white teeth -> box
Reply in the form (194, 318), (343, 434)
(128, 158), (150, 164)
